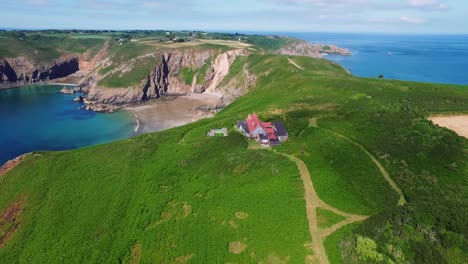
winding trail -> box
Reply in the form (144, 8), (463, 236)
(246, 117), (406, 263)
(278, 153), (368, 264)
(288, 58), (304, 71)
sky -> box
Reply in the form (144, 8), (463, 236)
(1, 0), (467, 34)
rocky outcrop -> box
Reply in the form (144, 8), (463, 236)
(278, 40), (351, 58)
(60, 87), (75, 94)
(215, 63), (257, 109)
(204, 49), (246, 95)
(0, 56), (80, 89)
(81, 49), (250, 112)
(0, 153), (29, 176)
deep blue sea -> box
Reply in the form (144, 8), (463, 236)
(285, 33), (468, 85)
(0, 85), (136, 164)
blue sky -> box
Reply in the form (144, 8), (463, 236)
(1, 0), (467, 34)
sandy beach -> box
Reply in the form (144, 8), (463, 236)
(128, 93), (221, 134)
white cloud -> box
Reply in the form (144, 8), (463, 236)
(400, 16), (426, 24)
(408, 0), (448, 9)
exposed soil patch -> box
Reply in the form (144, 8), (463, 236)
(306, 254), (317, 264)
(259, 254), (291, 264)
(175, 254), (193, 263)
(0, 153), (29, 177)
(0, 197), (26, 249)
(128, 243), (142, 264)
(228, 241), (246, 254)
(429, 115), (468, 139)
(147, 201), (192, 228)
(235, 211), (249, 220)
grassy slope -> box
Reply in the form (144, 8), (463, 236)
(1, 53), (467, 263)
(0, 123), (310, 263)
(0, 32), (107, 63)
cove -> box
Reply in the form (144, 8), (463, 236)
(0, 85), (136, 164)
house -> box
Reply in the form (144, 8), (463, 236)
(237, 113), (288, 146)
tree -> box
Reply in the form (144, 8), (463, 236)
(356, 236), (384, 262)
(378, 74), (385, 79)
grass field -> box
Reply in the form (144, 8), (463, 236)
(1, 36), (467, 263)
(0, 32), (106, 62)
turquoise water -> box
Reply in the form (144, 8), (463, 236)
(0, 85), (136, 164)
(286, 33), (468, 85)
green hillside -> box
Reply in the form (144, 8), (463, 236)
(1, 52), (467, 263)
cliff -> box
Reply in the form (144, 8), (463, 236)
(0, 56), (80, 89)
(81, 48), (253, 112)
(0, 34), (350, 112)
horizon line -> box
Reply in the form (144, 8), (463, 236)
(2, 27), (468, 36)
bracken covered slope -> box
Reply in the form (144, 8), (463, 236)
(0, 52), (467, 264)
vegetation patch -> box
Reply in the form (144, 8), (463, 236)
(324, 223), (359, 264)
(178, 67), (196, 85)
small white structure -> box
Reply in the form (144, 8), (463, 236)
(207, 128), (228, 137)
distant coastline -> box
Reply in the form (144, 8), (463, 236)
(287, 32), (468, 85)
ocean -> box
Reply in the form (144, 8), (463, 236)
(0, 85), (136, 164)
(285, 32), (468, 85)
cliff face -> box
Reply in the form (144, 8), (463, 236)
(0, 56), (80, 89)
(0, 60), (17, 82)
(83, 49), (251, 110)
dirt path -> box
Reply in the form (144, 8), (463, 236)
(277, 153), (368, 264)
(288, 58), (304, 70)
(247, 117), (405, 263)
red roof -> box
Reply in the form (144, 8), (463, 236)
(246, 113), (277, 140)
(260, 121), (273, 133)
(246, 113), (261, 133)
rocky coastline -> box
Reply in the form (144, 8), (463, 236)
(0, 56), (80, 89)
(278, 41), (352, 58)
(1, 38), (351, 115)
